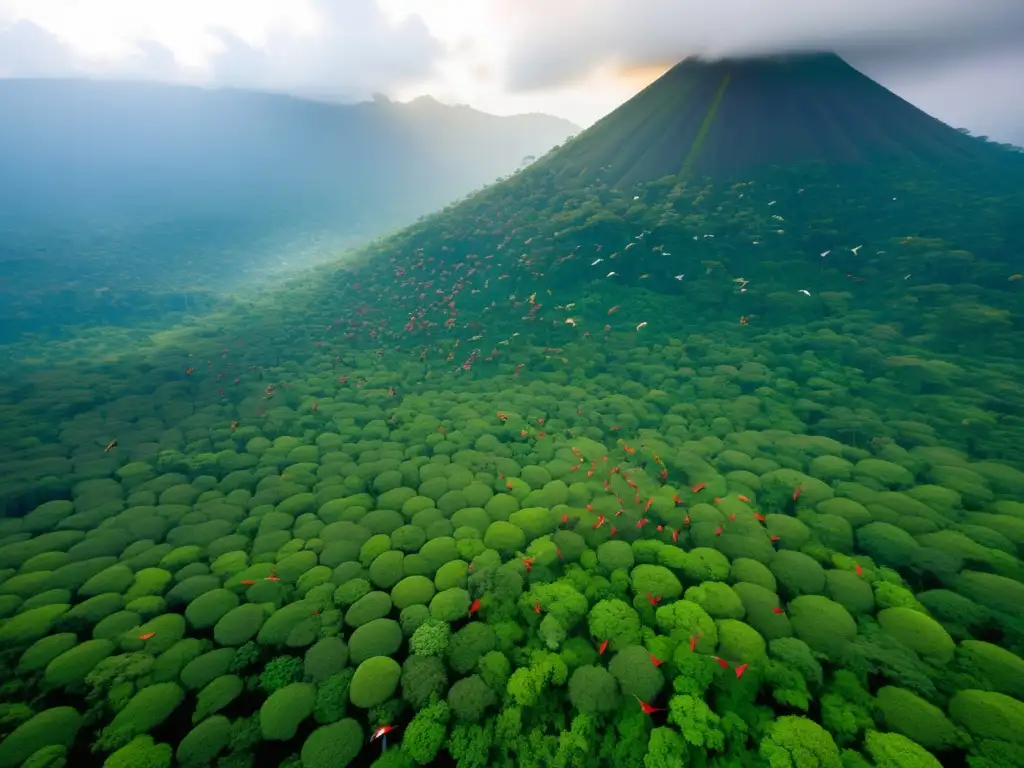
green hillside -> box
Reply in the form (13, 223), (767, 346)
(545, 53), (1002, 184)
(0, 53), (1023, 768)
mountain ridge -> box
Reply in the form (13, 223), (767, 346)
(0, 78), (579, 226)
(542, 52), (1003, 186)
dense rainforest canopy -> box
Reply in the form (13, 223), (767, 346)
(1, 53), (1024, 768)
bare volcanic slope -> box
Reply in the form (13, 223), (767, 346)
(545, 52), (996, 185)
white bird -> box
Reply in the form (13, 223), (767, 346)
(674, 274), (684, 280)
(768, 200), (777, 206)
(606, 271), (618, 277)
(820, 250), (831, 258)
(591, 258), (603, 266)
(851, 245), (862, 256)
(798, 289), (811, 296)
(636, 321), (648, 330)
(662, 252), (671, 256)
(633, 195), (640, 200)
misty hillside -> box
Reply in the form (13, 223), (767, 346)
(0, 79), (578, 228)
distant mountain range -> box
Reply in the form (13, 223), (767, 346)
(0, 79), (579, 231)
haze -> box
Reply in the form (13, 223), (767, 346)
(1, 0), (1022, 143)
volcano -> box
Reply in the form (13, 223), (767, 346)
(544, 52), (999, 185)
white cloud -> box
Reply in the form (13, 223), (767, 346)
(0, 0), (1022, 141)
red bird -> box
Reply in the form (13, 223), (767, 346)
(753, 512), (766, 523)
(522, 557), (535, 572)
(735, 664), (750, 679)
(713, 656), (730, 670)
(637, 518), (650, 529)
(715, 527), (723, 536)
(240, 579), (255, 585)
(672, 494), (682, 505)
(792, 487), (803, 501)
(650, 654), (665, 668)
(770, 535), (780, 542)
(772, 606), (785, 615)
(593, 514), (607, 529)
(692, 482), (706, 493)
(610, 526), (617, 536)
(371, 724), (397, 742)
(656, 524), (664, 532)
(138, 632), (156, 641)
(644, 497), (654, 513)
(599, 639), (609, 655)
(556, 548), (563, 560)
(646, 592), (662, 607)
(264, 569), (280, 582)
(683, 515), (692, 527)
(689, 633), (702, 652)
(737, 495), (751, 503)
(635, 696), (664, 716)
(468, 598), (481, 617)
(672, 528), (680, 543)
(854, 563), (864, 577)
(561, 513), (569, 524)
(533, 603), (542, 614)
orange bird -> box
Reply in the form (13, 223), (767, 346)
(737, 495), (750, 503)
(692, 482), (706, 493)
(239, 579), (255, 586)
(522, 557), (535, 572)
(264, 569), (280, 582)
(635, 696), (664, 715)
(792, 487), (803, 501)
(138, 632), (156, 641)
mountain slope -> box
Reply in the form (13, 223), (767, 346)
(544, 52), (1001, 186)
(0, 80), (577, 341)
(0, 79), (578, 226)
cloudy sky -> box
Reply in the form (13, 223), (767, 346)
(1, 0), (1022, 142)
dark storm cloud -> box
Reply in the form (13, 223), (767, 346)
(500, 0), (1024, 91)
(498, 0), (1024, 142)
